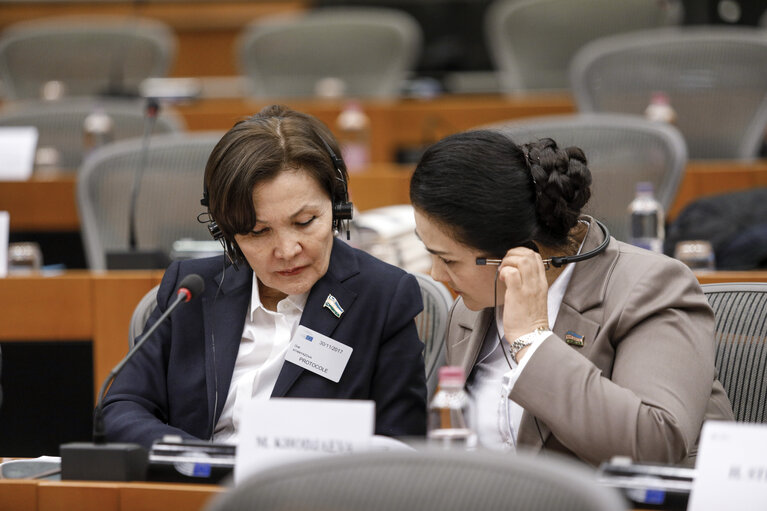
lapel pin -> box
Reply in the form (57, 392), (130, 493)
(323, 294), (344, 318)
(564, 331), (585, 347)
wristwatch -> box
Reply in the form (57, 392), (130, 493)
(510, 327), (552, 362)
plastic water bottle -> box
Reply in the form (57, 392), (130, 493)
(335, 100), (371, 173)
(628, 182), (665, 253)
(644, 91), (677, 125)
(427, 366), (477, 450)
(82, 106), (115, 156)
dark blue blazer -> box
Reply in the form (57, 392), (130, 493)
(102, 239), (427, 448)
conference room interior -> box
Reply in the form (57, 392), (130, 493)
(1, 0), (767, 509)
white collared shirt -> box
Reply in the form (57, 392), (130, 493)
(213, 275), (308, 443)
(467, 238), (586, 451)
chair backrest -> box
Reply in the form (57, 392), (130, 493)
(129, 284), (160, 348)
(486, 0), (680, 92)
(478, 113), (687, 242)
(0, 98), (184, 170)
(205, 449), (627, 511)
(702, 282), (767, 423)
(570, 26), (767, 159)
(237, 7), (421, 98)
(77, 132), (222, 270)
(412, 272), (453, 399)
(0, 16), (175, 101)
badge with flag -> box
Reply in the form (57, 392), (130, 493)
(564, 331), (584, 347)
(323, 294), (344, 318)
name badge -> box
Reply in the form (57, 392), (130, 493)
(285, 325), (352, 383)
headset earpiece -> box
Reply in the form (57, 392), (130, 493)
(199, 187), (239, 270)
(319, 137), (354, 239)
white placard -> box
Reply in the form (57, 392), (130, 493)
(0, 127), (38, 180)
(0, 211), (8, 278)
(234, 398), (374, 483)
(688, 421), (767, 511)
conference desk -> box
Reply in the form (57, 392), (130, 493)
(0, 475), (655, 511)
(2, 160), (766, 233)
(0, 478), (221, 511)
(1, 269), (766, 402)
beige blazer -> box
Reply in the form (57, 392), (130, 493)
(446, 217), (734, 466)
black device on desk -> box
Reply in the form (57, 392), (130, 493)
(147, 437), (235, 484)
(596, 458), (695, 510)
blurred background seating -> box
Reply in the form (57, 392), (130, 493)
(236, 7), (421, 98)
(0, 97), (184, 170)
(77, 132), (221, 270)
(485, 0), (682, 93)
(570, 26), (767, 160)
(0, 15), (175, 100)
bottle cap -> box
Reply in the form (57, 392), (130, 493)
(438, 366), (466, 386)
(636, 181), (654, 194)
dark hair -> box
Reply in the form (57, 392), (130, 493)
(204, 105), (347, 262)
(409, 129), (591, 256)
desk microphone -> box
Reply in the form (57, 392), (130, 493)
(106, 98), (170, 269)
(61, 274), (205, 481)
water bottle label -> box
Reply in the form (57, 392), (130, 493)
(631, 211), (659, 238)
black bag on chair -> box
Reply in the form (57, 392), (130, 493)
(665, 187), (767, 270)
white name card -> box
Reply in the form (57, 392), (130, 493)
(688, 421), (767, 511)
(234, 398), (374, 483)
(0, 127), (38, 180)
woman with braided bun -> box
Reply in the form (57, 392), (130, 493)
(410, 129), (733, 466)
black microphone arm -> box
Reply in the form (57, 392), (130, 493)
(93, 273), (204, 444)
(61, 273), (204, 482)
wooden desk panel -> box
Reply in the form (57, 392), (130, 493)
(0, 272), (92, 341)
(174, 94), (576, 162)
(0, 176), (78, 232)
(37, 481), (121, 511)
(696, 271), (767, 285)
(0, 479), (37, 511)
(669, 160), (767, 220)
(120, 482), (222, 511)
(0, 271), (164, 397)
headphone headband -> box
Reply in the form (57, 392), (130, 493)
(200, 134), (355, 265)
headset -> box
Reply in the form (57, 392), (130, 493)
(198, 134), (354, 268)
(476, 219), (611, 269)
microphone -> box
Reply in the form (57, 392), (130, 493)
(106, 98), (170, 269)
(60, 274), (205, 481)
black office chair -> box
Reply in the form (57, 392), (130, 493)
(702, 282), (767, 423)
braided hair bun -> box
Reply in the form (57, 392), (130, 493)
(523, 138), (592, 241)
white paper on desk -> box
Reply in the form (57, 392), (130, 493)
(234, 398), (374, 484)
(0, 127), (38, 180)
(688, 421), (767, 511)
(0, 211), (8, 278)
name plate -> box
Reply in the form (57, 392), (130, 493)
(234, 398), (374, 483)
(0, 127), (38, 180)
(688, 421), (767, 511)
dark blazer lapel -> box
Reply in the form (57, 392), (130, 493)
(203, 263), (252, 432)
(271, 240), (360, 398)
